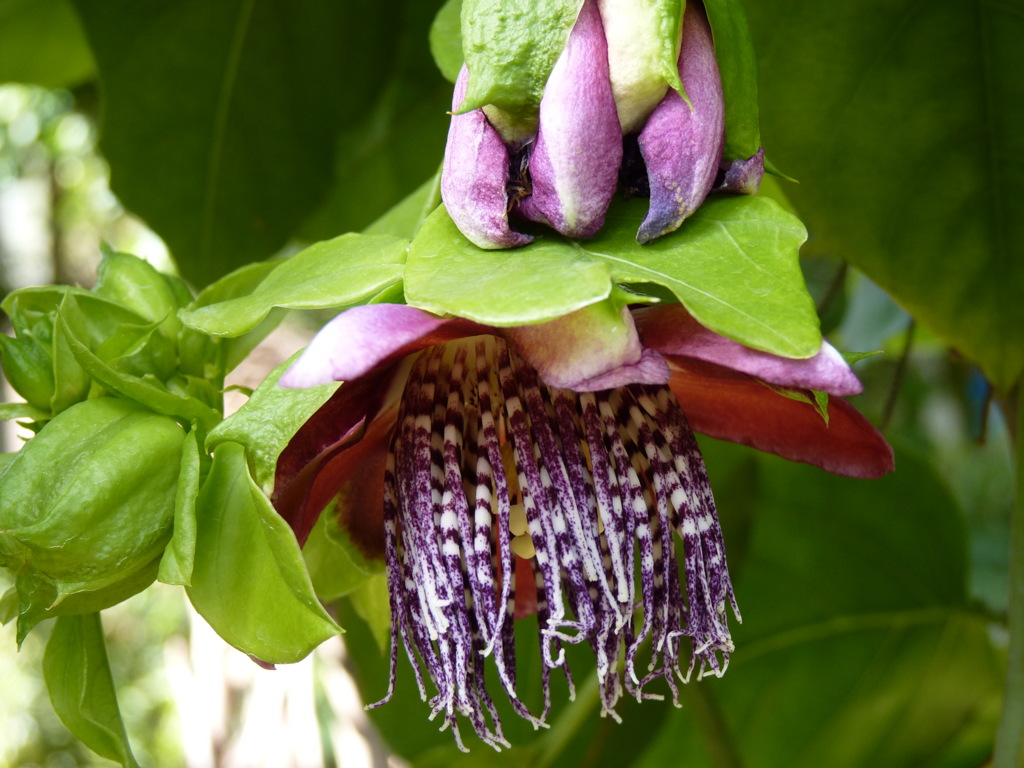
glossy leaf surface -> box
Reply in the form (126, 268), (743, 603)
(187, 442), (341, 664)
(43, 614), (139, 768)
(406, 196), (820, 358)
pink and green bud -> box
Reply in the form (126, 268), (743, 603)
(441, 66), (533, 250)
(441, 0), (735, 247)
(516, 0), (622, 238)
(636, 3), (724, 243)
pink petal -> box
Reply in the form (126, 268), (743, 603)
(668, 357), (894, 479)
(280, 304), (486, 388)
(503, 302), (669, 391)
(716, 147), (765, 195)
(637, 4), (724, 243)
(442, 66), (532, 249)
(635, 304), (863, 396)
(516, 0), (622, 237)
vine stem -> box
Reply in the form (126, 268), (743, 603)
(993, 384), (1024, 767)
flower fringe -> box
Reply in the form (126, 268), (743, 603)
(369, 336), (739, 750)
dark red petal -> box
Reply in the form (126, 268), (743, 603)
(273, 365), (400, 546)
(667, 356), (894, 478)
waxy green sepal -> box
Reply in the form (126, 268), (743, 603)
(0, 398), (185, 638)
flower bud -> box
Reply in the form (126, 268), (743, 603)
(516, 0), (622, 238)
(441, 66), (532, 250)
(440, 0), (730, 247)
(636, 3), (724, 243)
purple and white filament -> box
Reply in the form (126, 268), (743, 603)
(369, 336), (739, 750)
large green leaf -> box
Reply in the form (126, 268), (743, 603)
(0, 0), (94, 88)
(299, 0), (451, 242)
(43, 614), (140, 768)
(70, 0), (418, 286)
(745, 0), (1024, 390)
(405, 196), (820, 358)
(187, 441), (341, 663)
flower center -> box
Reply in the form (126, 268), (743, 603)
(371, 336), (739, 751)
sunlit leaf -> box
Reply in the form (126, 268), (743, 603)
(179, 233), (408, 338)
(406, 196), (820, 358)
(207, 354), (339, 492)
(187, 441), (341, 663)
(157, 429), (202, 586)
(43, 614), (140, 768)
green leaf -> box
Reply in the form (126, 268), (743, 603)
(406, 196), (820, 358)
(0, 397), (184, 603)
(158, 429), (202, 586)
(70, 0), (436, 286)
(0, 334), (56, 412)
(364, 172), (443, 241)
(13, 559), (159, 645)
(179, 233), (408, 338)
(0, 0), (95, 88)
(178, 260), (282, 382)
(303, 503), (383, 603)
(55, 296), (220, 431)
(703, 0), (761, 161)
(745, 0), (1024, 390)
(207, 353), (340, 493)
(93, 251), (187, 343)
(187, 442), (341, 663)
(429, 0), (463, 82)
(296, 1), (451, 244)
(0, 401), (48, 423)
(43, 613), (140, 768)
(459, 0), (582, 120)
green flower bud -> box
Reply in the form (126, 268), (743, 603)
(0, 398), (185, 620)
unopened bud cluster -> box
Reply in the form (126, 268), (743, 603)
(442, 0), (760, 249)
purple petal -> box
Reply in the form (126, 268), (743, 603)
(570, 348), (670, 391)
(516, 0), (621, 238)
(637, 4), (724, 244)
(503, 301), (670, 391)
(442, 66), (532, 249)
(280, 304), (486, 388)
(635, 304), (863, 396)
(715, 147), (765, 195)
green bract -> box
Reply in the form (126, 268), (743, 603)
(0, 397), (185, 636)
(181, 195), (820, 361)
(406, 196), (821, 358)
(187, 442), (341, 664)
(179, 233), (407, 339)
(458, 0), (583, 136)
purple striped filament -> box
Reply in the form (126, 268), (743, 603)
(369, 335), (739, 751)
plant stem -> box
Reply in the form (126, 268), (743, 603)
(881, 319), (915, 431)
(993, 384), (1024, 767)
(684, 682), (744, 768)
